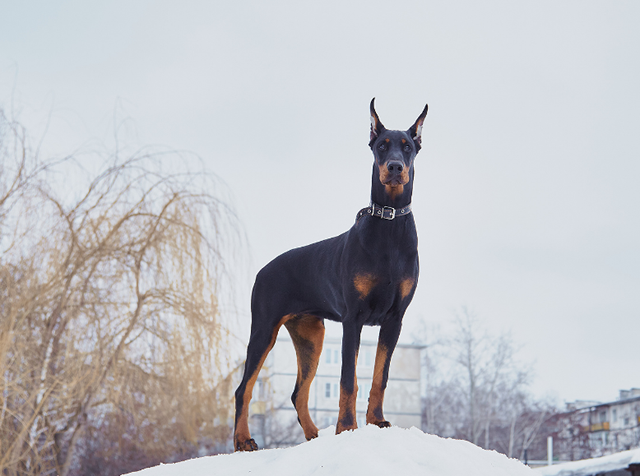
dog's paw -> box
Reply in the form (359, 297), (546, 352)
(235, 438), (259, 452)
(304, 428), (319, 440)
(374, 421), (391, 428)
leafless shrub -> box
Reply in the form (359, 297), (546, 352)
(0, 109), (240, 476)
(418, 307), (556, 460)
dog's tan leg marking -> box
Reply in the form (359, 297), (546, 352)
(366, 342), (391, 427)
(285, 314), (325, 440)
(336, 376), (359, 434)
(235, 314), (294, 451)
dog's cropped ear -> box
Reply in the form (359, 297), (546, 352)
(408, 104), (428, 152)
(369, 98), (386, 148)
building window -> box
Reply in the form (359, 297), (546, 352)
(253, 379), (266, 400)
(333, 349), (340, 364)
(365, 349), (372, 367)
(325, 349), (331, 364)
(358, 382), (370, 401)
(613, 409), (617, 422)
(599, 411), (607, 423)
(333, 383), (339, 398)
(325, 383), (331, 398)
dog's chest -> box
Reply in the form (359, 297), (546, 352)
(333, 215), (419, 320)
(350, 219), (418, 274)
(348, 244), (418, 318)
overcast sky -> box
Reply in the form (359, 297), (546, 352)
(1, 0), (639, 405)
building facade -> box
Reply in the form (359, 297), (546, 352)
(554, 389), (640, 460)
(248, 336), (423, 448)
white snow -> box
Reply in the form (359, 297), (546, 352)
(124, 425), (534, 476)
(533, 447), (640, 476)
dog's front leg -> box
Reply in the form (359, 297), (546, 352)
(336, 321), (362, 434)
(366, 318), (402, 428)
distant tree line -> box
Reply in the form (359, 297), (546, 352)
(417, 307), (556, 462)
(0, 109), (239, 476)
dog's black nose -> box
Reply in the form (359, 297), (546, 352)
(387, 161), (404, 173)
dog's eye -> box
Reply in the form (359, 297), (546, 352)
(378, 143), (387, 151)
(403, 144), (412, 152)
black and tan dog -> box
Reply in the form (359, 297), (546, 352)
(234, 99), (428, 451)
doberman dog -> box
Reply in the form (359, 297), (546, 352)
(234, 99), (428, 451)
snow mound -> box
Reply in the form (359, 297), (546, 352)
(125, 425), (534, 476)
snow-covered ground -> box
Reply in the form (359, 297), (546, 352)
(125, 425), (534, 476)
(533, 447), (640, 476)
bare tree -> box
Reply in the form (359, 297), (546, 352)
(0, 109), (239, 475)
(418, 307), (555, 460)
(415, 322), (459, 437)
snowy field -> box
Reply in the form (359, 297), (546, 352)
(125, 425), (534, 476)
(534, 447), (640, 476)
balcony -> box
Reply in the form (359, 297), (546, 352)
(587, 421), (610, 432)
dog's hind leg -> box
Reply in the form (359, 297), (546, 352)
(284, 314), (325, 440)
(234, 314), (292, 451)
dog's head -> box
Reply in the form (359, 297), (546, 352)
(369, 98), (428, 200)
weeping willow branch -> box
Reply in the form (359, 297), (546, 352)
(0, 109), (241, 476)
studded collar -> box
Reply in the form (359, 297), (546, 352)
(356, 202), (412, 221)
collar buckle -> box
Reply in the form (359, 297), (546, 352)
(381, 205), (396, 220)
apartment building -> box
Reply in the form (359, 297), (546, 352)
(557, 389), (640, 458)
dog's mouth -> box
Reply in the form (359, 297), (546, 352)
(382, 177), (405, 187)
(379, 171), (409, 200)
